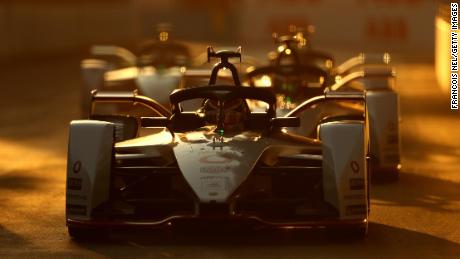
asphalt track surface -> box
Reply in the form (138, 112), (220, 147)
(0, 57), (459, 258)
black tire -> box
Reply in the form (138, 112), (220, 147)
(326, 224), (368, 240)
(371, 166), (399, 183)
(348, 224), (368, 239)
(68, 226), (106, 240)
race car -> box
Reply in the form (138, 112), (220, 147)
(245, 32), (401, 180)
(268, 29), (335, 79)
(81, 41), (254, 118)
(66, 51), (370, 239)
(80, 25), (192, 116)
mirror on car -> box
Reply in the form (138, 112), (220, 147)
(270, 117), (300, 128)
(141, 117), (169, 128)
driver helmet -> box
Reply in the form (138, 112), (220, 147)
(201, 98), (249, 132)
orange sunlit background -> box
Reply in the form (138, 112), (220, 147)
(2, 0), (452, 90)
(0, 0), (437, 59)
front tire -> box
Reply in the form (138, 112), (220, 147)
(371, 164), (400, 183)
(68, 226), (106, 240)
(326, 223), (368, 240)
(348, 224), (368, 239)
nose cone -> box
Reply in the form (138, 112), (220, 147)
(173, 131), (268, 203)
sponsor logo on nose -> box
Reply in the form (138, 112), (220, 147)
(72, 161), (81, 173)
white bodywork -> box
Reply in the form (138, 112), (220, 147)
(173, 130), (269, 203)
(80, 45), (185, 115)
(366, 90), (400, 169)
(282, 65), (400, 174)
(66, 121), (113, 220)
(136, 67), (183, 105)
(342, 70), (401, 172)
(320, 121), (368, 219)
(82, 62), (184, 107)
(66, 118), (368, 222)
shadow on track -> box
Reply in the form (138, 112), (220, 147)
(67, 223), (460, 258)
(0, 224), (31, 251)
(0, 171), (47, 192)
(372, 171), (460, 213)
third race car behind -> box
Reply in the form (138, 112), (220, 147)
(245, 29), (401, 180)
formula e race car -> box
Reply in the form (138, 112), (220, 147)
(245, 32), (400, 180)
(80, 26), (192, 116)
(81, 43), (254, 118)
(66, 50), (370, 239)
